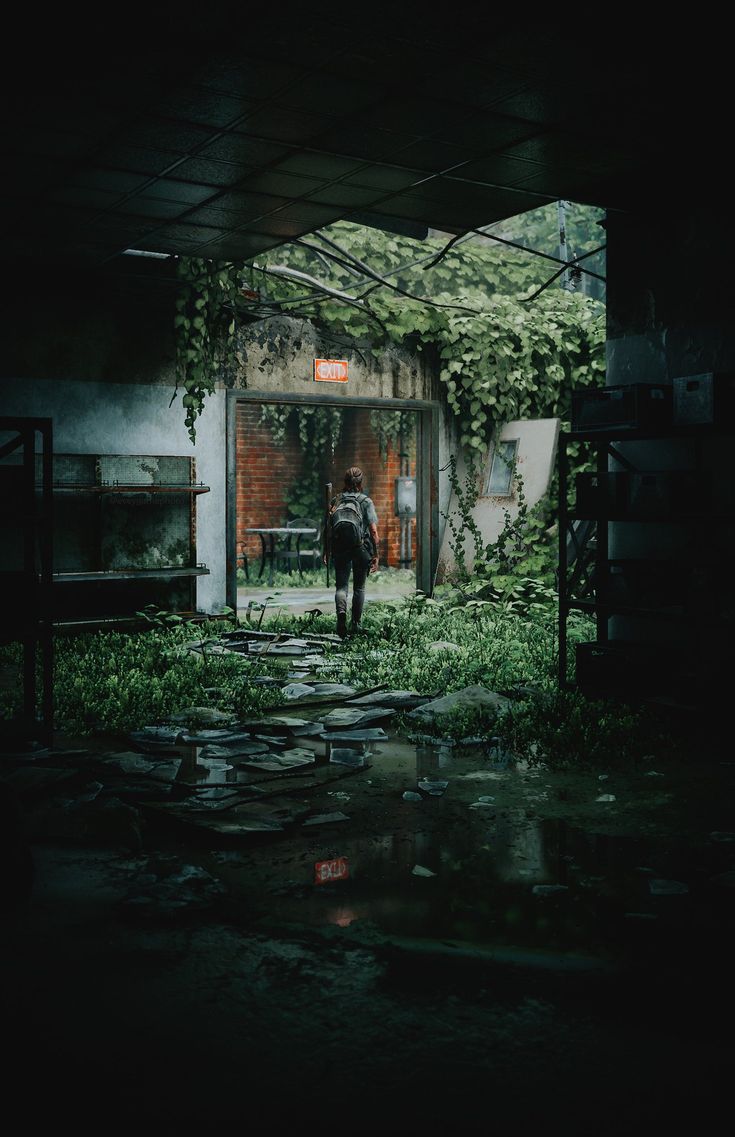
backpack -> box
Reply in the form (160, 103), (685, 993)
(330, 492), (366, 553)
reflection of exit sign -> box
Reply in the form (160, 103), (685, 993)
(314, 358), (348, 383)
(314, 857), (349, 884)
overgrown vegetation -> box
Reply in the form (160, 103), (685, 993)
(0, 590), (679, 769)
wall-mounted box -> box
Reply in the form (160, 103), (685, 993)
(394, 476), (416, 517)
(672, 372), (735, 425)
(572, 383), (672, 432)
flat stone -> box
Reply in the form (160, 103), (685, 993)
(532, 884), (569, 896)
(648, 878), (689, 895)
(407, 686), (511, 721)
(167, 706), (234, 724)
(199, 742), (269, 759)
(242, 750), (315, 771)
(281, 683), (316, 700)
(310, 683), (357, 697)
(321, 707), (395, 730)
(302, 811), (350, 826)
(427, 641), (462, 653)
(418, 779), (448, 796)
(351, 690), (428, 708)
(243, 716), (314, 733)
(412, 864), (437, 877)
(135, 726), (185, 744)
(184, 729), (248, 743)
(402, 791), (423, 802)
(325, 729), (387, 743)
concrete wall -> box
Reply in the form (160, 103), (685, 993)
(231, 315), (438, 403)
(437, 418), (559, 581)
(1, 273), (450, 612)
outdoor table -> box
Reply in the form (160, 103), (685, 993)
(244, 527), (318, 585)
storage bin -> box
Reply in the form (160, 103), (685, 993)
(572, 383), (672, 431)
(672, 372), (735, 425)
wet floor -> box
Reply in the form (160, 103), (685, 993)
(97, 724), (735, 974)
(4, 722), (735, 1126)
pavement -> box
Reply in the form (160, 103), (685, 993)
(238, 580), (415, 618)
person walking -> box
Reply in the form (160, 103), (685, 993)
(324, 466), (380, 639)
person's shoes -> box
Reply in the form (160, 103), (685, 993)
(336, 612), (347, 640)
(349, 621), (366, 637)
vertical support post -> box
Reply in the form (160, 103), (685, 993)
(324, 482), (332, 588)
(225, 392), (238, 613)
(558, 429), (568, 688)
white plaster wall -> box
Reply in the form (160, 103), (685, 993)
(437, 418), (560, 580)
(0, 377), (226, 612)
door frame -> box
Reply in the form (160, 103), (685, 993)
(226, 390), (440, 610)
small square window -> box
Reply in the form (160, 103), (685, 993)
(484, 438), (519, 496)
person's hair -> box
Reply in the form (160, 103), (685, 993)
(343, 466), (363, 491)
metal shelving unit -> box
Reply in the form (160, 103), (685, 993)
(46, 455), (210, 622)
(558, 421), (734, 702)
(0, 416), (54, 747)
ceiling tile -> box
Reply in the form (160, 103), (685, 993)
(237, 170), (323, 198)
(173, 157), (253, 187)
(201, 134), (290, 167)
(236, 105), (334, 145)
(137, 179), (219, 205)
(275, 152), (365, 180)
(92, 144), (181, 177)
(311, 124), (420, 162)
(344, 164), (428, 192)
(156, 86), (255, 128)
(114, 117), (218, 155)
(196, 57), (310, 102)
(306, 184), (384, 208)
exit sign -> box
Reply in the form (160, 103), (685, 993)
(314, 358), (348, 383)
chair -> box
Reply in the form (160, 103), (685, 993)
(279, 518), (321, 577)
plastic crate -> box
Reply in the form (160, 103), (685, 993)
(572, 383), (672, 431)
(672, 372), (735, 425)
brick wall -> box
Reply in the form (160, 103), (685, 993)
(332, 409), (416, 568)
(235, 403), (415, 569)
(235, 404), (308, 567)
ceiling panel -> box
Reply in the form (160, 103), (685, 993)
(2, 14), (728, 265)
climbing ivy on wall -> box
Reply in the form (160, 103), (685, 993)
(369, 409), (415, 461)
(258, 403), (345, 522)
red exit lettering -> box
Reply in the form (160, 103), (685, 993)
(314, 358), (348, 383)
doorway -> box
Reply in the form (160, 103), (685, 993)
(226, 391), (439, 615)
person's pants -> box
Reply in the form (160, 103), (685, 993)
(333, 547), (372, 624)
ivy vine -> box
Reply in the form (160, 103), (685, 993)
(174, 208), (606, 456)
(173, 257), (240, 443)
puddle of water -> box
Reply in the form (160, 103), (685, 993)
(123, 729), (735, 964)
